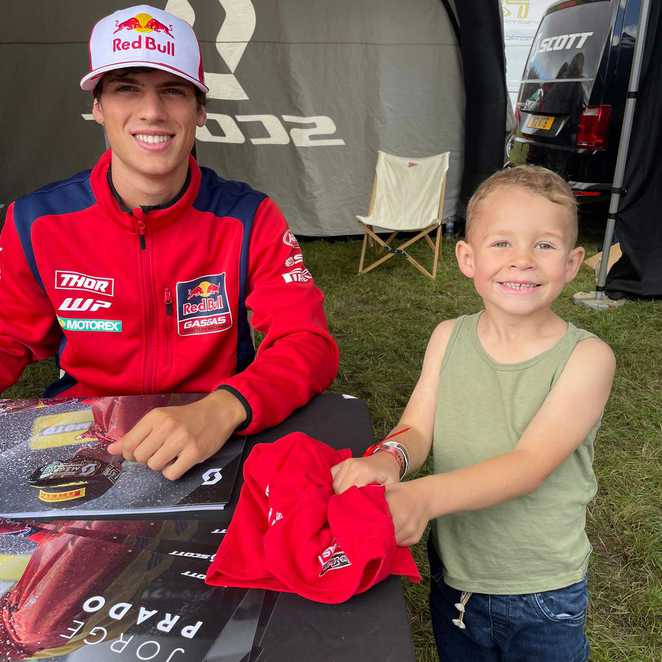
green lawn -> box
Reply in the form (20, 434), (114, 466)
(6, 227), (661, 661)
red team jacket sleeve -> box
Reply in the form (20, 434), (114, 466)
(218, 198), (339, 434)
(0, 205), (60, 392)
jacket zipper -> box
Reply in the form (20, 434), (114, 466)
(131, 207), (157, 393)
(136, 216), (147, 250)
(164, 288), (173, 315)
(163, 287), (174, 377)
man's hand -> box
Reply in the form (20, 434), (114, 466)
(331, 452), (400, 494)
(106, 390), (246, 480)
(385, 479), (432, 546)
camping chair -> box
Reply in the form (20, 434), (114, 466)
(357, 150), (450, 279)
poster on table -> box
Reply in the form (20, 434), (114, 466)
(0, 525), (275, 661)
(0, 396), (244, 519)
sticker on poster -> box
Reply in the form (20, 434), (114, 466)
(176, 273), (232, 336)
(30, 410), (94, 449)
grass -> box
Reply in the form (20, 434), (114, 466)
(6, 223), (661, 660)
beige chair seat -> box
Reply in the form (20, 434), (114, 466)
(357, 151), (450, 279)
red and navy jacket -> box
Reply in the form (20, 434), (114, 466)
(0, 151), (339, 434)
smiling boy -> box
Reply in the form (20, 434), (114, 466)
(332, 166), (615, 661)
(0, 5), (338, 480)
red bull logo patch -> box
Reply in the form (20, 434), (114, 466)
(113, 12), (175, 56)
(176, 274), (232, 336)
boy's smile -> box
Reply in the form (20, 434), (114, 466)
(456, 185), (584, 318)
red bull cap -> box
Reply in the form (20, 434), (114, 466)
(80, 4), (208, 94)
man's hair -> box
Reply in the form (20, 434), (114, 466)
(92, 67), (207, 108)
(466, 165), (578, 245)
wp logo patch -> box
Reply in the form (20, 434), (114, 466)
(176, 273), (232, 336)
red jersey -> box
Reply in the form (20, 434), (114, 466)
(0, 151), (338, 433)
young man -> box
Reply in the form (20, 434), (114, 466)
(0, 5), (338, 480)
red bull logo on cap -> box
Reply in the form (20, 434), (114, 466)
(176, 274), (232, 337)
(113, 12), (175, 56)
(114, 12), (174, 37)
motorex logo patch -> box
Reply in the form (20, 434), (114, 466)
(58, 317), (123, 333)
(176, 273), (232, 336)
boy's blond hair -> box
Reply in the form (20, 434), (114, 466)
(466, 165), (578, 245)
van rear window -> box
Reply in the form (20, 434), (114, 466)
(523, 1), (612, 82)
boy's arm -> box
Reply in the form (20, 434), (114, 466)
(331, 319), (456, 493)
(387, 337), (616, 545)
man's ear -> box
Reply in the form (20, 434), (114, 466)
(92, 97), (104, 126)
(196, 106), (207, 128)
(455, 240), (475, 278)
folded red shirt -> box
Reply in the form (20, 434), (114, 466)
(205, 432), (420, 603)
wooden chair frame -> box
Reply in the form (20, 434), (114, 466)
(358, 171), (447, 279)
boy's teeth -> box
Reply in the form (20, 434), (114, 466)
(135, 134), (170, 144)
(502, 282), (536, 290)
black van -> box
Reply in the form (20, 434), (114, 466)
(507, 0), (641, 206)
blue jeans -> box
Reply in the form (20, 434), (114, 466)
(428, 538), (589, 662)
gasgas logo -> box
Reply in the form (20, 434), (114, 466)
(176, 274), (232, 336)
(112, 12), (176, 57)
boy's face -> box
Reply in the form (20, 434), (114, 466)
(455, 185), (585, 318)
(92, 69), (206, 185)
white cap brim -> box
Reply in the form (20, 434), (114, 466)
(81, 61), (208, 94)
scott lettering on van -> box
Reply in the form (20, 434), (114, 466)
(536, 32), (593, 54)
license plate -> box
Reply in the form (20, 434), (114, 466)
(527, 115), (554, 130)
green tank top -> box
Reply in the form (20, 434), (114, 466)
(432, 312), (600, 594)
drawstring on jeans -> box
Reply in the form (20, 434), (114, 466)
(452, 592), (472, 629)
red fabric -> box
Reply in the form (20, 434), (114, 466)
(0, 151), (338, 434)
(205, 433), (420, 603)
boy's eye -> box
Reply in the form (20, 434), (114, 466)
(163, 87), (186, 96)
(491, 241), (510, 248)
(536, 241), (556, 250)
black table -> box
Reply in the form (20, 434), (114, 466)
(0, 393), (416, 662)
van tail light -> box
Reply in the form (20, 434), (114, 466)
(577, 105), (612, 149)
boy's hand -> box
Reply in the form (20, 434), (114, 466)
(106, 390), (246, 481)
(385, 479), (431, 546)
(331, 452), (400, 494)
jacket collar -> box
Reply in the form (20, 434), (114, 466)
(90, 149), (202, 230)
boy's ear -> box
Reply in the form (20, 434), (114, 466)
(565, 246), (586, 282)
(455, 240), (475, 278)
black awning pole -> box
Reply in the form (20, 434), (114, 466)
(594, 0), (651, 292)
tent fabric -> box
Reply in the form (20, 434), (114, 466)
(605, 1), (662, 298)
(0, 0), (466, 237)
(448, 0), (509, 205)
(357, 151), (449, 231)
